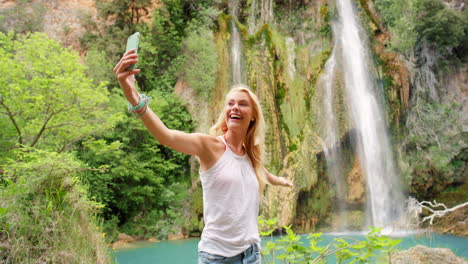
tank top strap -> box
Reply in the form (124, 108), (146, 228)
(219, 135), (227, 150)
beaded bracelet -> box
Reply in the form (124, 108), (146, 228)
(134, 104), (148, 117)
(128, 93), (150, 117)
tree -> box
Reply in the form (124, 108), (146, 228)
(135, 0), (217, 92)
(407, 197), (468, 225)
(0, 0), (47, 34)
(96, 0), (153, 26)
(75, 90), (194, 239)
(0, 32), (120, 157)
(374, 0), (467, 59)
(79, 0), (154, 80)
(0, 32), (115, 262)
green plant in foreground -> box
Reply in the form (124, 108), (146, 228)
(258, 217), (401, 264)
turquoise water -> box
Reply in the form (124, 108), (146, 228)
(114, 233), (468, 264)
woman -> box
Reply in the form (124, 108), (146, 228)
(114, 49), (292, 264)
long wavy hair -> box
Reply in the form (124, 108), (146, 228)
(209, 84), (268, 193)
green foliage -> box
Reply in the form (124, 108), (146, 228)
(192, 186), (204, 215)
(81, 0), (217, 93)
(179, 26), (218, 98)
(96, 0), (153, 26)
(0, 32), (119, 157)
(120, 205), (185, 240)
(401, 100), (464, 198)
(84, 47), (116, 87)
(258, 217), (401, 264)
(0, 31), (115, 263)
(374, 0), (466, 199)
(0, 0), (46, 34)
(319, 5), (332, 38)
(75, 0), (217, 241)
(374, 0), (467, 59)
(372, 0), (401, 28)
(433, 182), (468, 208)
(412, 1), (465, 51)
(273, 1), (311, 38)
(295, 176), (331, 232)
(185, 185), (204, 234)
(75, 90), (193, 239)
(0, 148), (111, 263)
(137, 0), (217, 92)
(79, 0), (154, 86)
(137, 7), (184, 92)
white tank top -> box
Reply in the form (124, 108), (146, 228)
(198, 136), (260, 257)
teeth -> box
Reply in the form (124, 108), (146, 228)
(230, 114), (241, 119)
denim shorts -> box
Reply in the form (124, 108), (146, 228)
(198, 243), (261, 264)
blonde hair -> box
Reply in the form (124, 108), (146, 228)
(209, 84), (268, 193)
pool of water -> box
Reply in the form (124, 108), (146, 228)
(114, 233), (468, 264)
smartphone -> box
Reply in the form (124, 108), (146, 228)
(125, 32), (140, 70)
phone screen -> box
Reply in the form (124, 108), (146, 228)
(125, 32), (140, 70)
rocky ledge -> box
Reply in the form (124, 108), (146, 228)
(390, 245), (467, 264)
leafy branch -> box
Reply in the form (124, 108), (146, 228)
(0, 96), (23, 145)
(258, 216), (401, 263)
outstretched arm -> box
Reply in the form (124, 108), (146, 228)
(113, 50), (214, 157)
(264, 168), (293, 187)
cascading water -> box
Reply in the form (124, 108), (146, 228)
(318, 47), (349, 229)
(260, 0), (273, 26)
(230, 1), (242, 84)
(248, 0), (274, 35)
(248, 0), (257, 34)
(285, 37), (296, 80)
(334, 0), (405, 228)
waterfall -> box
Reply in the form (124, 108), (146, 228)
(248, 0), (273, 34)
(318, 47), (349, 229)
(230, 1), (242, 84)
(260, 0), (274, 26)
(285, 37), (296, 80)
(248, 0), (257, 34)
(334, 0), (405, 227)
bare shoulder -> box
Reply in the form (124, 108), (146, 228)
(197, 133), (224, 152)
(196, 133), (225, 160)
(197, 134), (225, 172)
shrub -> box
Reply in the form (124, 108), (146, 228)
(401, 100), (464, 198)
(0, 0), (46, 34)
(179, 26), (218, 98)
(75, 90), (193, 239)
(0, 148), (111, 263)
(259, 217), (401, 264)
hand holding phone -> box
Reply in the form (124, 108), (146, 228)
(125, 32), (140, 71)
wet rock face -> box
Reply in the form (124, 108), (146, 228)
(390, 245), (466, 264)
(442, 66), (468, 129)
(347, 157), (365, 204)
(117, 233), (135, 243)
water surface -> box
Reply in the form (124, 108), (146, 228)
(114, 233), (468, 264)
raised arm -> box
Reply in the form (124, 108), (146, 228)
(264, 168), (293, 187)
(113, 50), (216, 158)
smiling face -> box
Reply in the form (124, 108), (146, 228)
(225, 90), (255, 133)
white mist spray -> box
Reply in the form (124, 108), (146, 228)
(230, 1), (242, 84)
